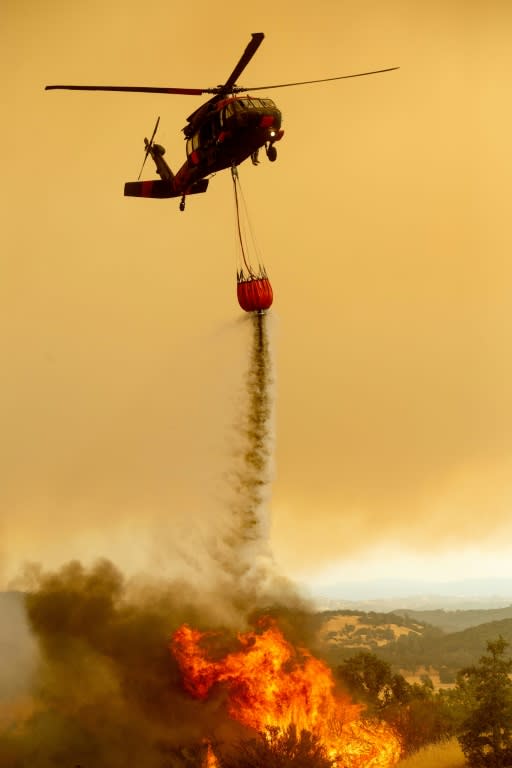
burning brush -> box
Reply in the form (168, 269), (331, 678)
(171, 617), (402, 768)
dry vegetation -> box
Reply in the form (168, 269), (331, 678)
(318, 614), (422, 649)
(397, 739), (466, 767)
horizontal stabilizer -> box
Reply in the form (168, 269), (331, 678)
(124, 178), (209, 199)
(124, 179), (174, 198)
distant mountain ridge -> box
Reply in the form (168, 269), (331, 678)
(393, 605), (512, 633)
(378, 616), (512, 678)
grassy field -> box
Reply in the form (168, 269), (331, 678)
(397, 739), (466, 767)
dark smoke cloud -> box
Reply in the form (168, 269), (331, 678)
(0, 559), (248, 767)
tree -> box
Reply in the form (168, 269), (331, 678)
(336, 652), (397, 711)
(456, 636), (512, 767)
(218, 725), (334, 768)
(336, 652), (453, 753)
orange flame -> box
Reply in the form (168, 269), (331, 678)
(203, 740), (220, 768)
(171, 619), (401, 768)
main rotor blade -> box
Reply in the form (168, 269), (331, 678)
(45, 34), (265, 97)
(222, 32), (264, 92)
(236, 66), (400, 92)
(45, 84), (211, 95)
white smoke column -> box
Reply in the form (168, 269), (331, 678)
(0, 592), (39, 702)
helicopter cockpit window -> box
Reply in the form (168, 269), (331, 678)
(222, 101), (245, 120)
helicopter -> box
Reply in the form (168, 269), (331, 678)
(45, 33), (398, 211)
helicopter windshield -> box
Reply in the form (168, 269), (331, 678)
(240, 96), (276, 109)
(223, 97), (277, 119)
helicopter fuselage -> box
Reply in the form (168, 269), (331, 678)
(124, 95), (283, 202)
(185, 94), (282, 167)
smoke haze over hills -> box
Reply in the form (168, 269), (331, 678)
(306, 578), (512, 611)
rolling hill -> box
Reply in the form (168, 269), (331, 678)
(314, 608), (512, 680)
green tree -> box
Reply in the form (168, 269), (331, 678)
(336, 652), (397, 711)
(219, 725), (334, 768)
(336, 651), (460, 755)
(456, 636), (512, 767)
(384, 676), (458, 755)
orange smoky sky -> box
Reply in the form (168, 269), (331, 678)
(1, 0), (512, 589)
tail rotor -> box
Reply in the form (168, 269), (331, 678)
(137, 115), (160, 180)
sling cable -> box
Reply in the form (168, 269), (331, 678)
(232, 165), (273, 313)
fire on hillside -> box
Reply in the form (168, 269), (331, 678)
(171, 618), (402, 768)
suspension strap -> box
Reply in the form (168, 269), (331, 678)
(231, 166), (253, 277)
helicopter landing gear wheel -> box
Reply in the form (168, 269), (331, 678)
(266, 144), (277, 162)
(179, 195), (186, 212)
